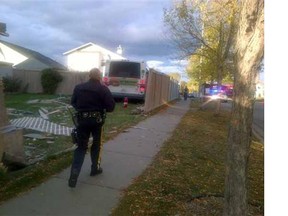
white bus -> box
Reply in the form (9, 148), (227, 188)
(102, 60), (148, 100)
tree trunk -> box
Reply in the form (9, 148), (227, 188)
(215, 64), (223, 115)
(223, 0), (264, 215)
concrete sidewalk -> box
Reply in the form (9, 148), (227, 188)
(0, 99), (191, 216)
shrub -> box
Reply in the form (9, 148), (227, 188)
(41, 68), (63, 94)
(2, 76), (22, 93)
(0, 162), (8, 181)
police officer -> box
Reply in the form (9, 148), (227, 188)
(68, 68), (115, 188)
(184, 86), (188, 101)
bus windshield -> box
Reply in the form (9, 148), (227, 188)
(109, 61), (140, 79)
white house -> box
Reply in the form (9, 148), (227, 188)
(255, 71), (264, 99)
(255, 81), (264, 99)
(0, 40), (66, 72)
(63, 42), (126, 72)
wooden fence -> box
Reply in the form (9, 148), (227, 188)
(12, 68), (179, 113)
(144, 69), (179, 113)
(13, 69), (89, 95)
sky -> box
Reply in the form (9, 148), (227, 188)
(0, 0), (189, 81)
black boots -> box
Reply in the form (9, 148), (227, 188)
(69, 168), (103, 187)
(90, 167), (103, 176)
(68, 169), (79, 188)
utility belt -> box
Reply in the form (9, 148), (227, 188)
(76, 111), (106, 123)
(70, 110), (106, 145)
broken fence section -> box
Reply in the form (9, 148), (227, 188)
(10, 117), (73, 136)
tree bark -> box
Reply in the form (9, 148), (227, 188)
(223, 0), (264, 215)
(0, 78), (9, 127)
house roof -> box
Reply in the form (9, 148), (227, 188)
(63, 42), (94, 55)
(0, 39), (67, 70)
(63, 42), (125, 59)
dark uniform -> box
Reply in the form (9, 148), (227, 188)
(184, 86), (188, 101)
(69, 75), (115, 188)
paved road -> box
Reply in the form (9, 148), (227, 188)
(221, 100), (264, 143)
(252, 101), (264, 143)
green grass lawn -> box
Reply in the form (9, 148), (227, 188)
(111, 101), (264, 216)
(4, 93), (60, 113)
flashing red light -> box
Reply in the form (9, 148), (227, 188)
(138, 79), (146, 93)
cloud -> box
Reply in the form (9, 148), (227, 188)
(147, 58), (189, 81)
(0, 0), (180, 73)
(147, 60), (164, 68)
(169, 59), (189, 66)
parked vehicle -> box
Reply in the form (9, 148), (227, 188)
(102, 60), (148, 100)
(188, 93), (195, 98)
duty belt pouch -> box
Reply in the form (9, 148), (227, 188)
(79, 112), (103, 124)
(91, 112), (103, 123)
(71, 128), (79, 144)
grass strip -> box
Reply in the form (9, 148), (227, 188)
(111, 102), (264, 216)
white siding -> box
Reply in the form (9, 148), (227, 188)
(0, 43), (28, 66)
(65, 43), (125, 72)
(67, 51), (101, 72)
(255, 83), (264, 99)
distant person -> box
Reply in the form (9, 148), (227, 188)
(68, 68), (115, 188)
(184, 86), (188, 101)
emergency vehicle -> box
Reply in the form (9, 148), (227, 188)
(202, 83), (233, 102)
(102, 60), (148, 100)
